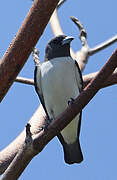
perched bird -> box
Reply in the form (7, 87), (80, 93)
(34, 35), (83, 164)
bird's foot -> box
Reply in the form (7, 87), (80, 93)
(68, 97), (74, 106)
(41, 118), (53, 132)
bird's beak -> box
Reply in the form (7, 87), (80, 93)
(62, 36), (74, 45)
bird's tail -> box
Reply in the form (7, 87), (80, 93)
(63, 140), (83, 164)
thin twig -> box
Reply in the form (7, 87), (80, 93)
(70, 16), (117, 56)
(15, 77), (34, 85)
(70, 16), (87, 45)
(89, 35), (117, 55)
(70, 16), (89, 71)
(16, 48), (41, 86)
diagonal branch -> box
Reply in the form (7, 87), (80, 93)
(0, 49), (117, 175)
(0, 0), (59, 102)
(83, 68), (117, 88)
(49, 9), (64, 36)
(49, 0), (67, 36)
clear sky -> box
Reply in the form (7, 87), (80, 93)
(0, 0), (117, 179)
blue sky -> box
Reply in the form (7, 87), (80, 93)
(0, 0), (117, 179)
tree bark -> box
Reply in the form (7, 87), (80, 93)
(0, 0), (59, 102)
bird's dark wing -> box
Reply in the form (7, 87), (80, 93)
(34, 66), (49, 119)
(74, 60), (83, 92)
(74, 60), (83, 136)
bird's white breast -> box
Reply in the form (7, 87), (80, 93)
(41, 57), (80, 144)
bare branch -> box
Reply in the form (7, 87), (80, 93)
(70, 16), (87, 45)
(49, 9), (64, 36)
(75, 47), (89, 71)
(71, 17), (117, 54)
(0, 105), (46, 174)
(15, 77), (34, 85)
(89, 35), (117, 55)
(83, 68), (117, 89)
(1, 124), (36, 180)
(0, 0), (59, 102)
(15, 48), (41, 86)
(70, 16), (89, 71)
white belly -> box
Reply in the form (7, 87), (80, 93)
(41, 57), (80, 144)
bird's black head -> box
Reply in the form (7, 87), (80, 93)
(45, 35), (74, 61)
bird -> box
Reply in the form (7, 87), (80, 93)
(34, 35), (83, 164)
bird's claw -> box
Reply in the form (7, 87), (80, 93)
(68, 98), (74, 106)
(39, 118), (53, 132)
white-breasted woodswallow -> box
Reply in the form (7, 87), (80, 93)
(34, 35), (83, 164)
